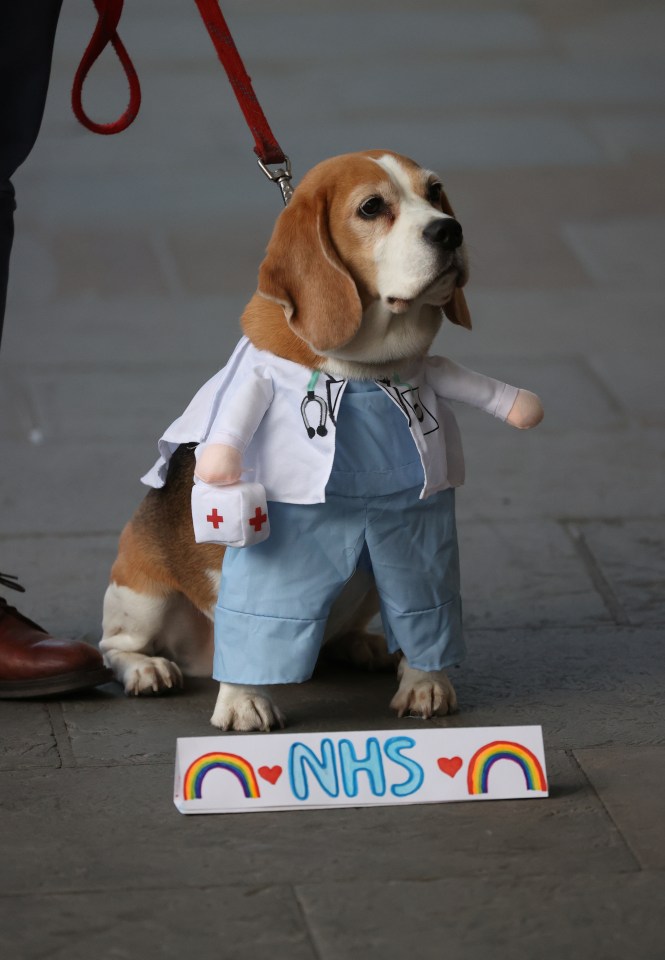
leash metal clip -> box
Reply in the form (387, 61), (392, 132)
(257, 156), (294, 206)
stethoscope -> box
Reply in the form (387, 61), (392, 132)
(301, 371), (328, 439)
(300, 371), (423, 439)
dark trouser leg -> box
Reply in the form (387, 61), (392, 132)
(0, 1), (112, 697)
(0, 0), (63, 348)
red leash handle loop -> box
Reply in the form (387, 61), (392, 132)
(72, 0), (141, 135)
(194, 0), (286, 166)
(72, 0), (287, 176)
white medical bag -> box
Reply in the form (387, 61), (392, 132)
(191, 480), (270, 547)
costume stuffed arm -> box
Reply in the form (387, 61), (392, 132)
(426, 356), (543, 429)
(195, 370), (274, 485)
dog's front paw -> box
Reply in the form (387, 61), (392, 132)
(123, 656), (184, 696)
(390, 662), (458, 719)
(210, 683), (285, 732)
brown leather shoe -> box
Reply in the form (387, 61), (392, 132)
(0, 587), (113, 698)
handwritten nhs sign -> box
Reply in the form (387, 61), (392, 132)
(174, 727), (548, 814)
(289, 736), (423, 800)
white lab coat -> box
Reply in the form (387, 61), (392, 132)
(141, 336), (519, 502)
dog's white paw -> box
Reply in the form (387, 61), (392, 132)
(210, 683), (285, 732)
(123, 656), (184, 696)
(390, 662), (458, 719)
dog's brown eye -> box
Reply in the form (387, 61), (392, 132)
(428, 182), (443, 205)
(358, 196), (385, 219)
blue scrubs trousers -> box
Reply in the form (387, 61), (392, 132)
(213, 381), (464, 684)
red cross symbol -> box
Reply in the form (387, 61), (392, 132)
(249, 507), (267, 532)
(206, 509), (224, 529)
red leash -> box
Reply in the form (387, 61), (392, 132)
(193, 0), (286, 166)
(72, 0), (291, 195)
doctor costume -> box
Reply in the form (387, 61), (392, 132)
(142, 337), (519, 685)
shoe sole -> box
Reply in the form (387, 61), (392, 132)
(0, 667), (115, 699)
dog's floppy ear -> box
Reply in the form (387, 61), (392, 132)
(438, 185), (472, 330)
(256, 187), (362, 353)
(443, 288), (472, 330)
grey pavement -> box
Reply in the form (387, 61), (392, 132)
(1, 0), (664, 957)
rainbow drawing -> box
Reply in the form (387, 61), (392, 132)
(183, 752), (261, 801)
(467, 740), (547, 795)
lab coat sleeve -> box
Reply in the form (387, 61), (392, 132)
(426, 356), (519, 421)
(204, 368), (274, 452)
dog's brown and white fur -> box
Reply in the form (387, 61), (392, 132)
(100, 151), (542, 731)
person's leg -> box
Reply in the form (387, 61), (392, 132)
(0, 0), (112, 697)
(0, 0), (63, 345)
(0, 179), (13, 341)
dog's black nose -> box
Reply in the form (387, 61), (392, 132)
(423, 218), (463, 250)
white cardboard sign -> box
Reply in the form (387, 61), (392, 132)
(174, 726), (548, 814)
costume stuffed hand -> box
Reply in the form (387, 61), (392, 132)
(195, 443), (243, 485)
(506, 389), (544, 429)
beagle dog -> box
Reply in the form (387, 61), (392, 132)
(100, 150), (543, 731)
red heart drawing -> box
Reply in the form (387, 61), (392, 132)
(437, 756), (463, 778)
(258, 765), (283, 785)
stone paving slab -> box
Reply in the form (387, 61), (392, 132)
(442, 627), (665, 749)
(588, 352), (665, 424)
(161, 222), (272, 298)
(47, 227), (170, 299)
(153, 8), (549, 63)
(51, 2), (547, 68)
(453, 423), (665, 522)
(574, 521), (665, 625)
(0, 737), (58, 771)
(0, 294), (248, 366)
(0, 885), (316, 960)
(218, 58), (665, 117)
(58, 681), (221, 767)
(574, 745), (665, 870)
(439, 287), (665, 362)
(4, 873), (664, 960)
(587, 112), (665, 163)
(0, 702), (58, 771)
(0, 441), (153, 537)
(0, 535), (118, 640)
(10, 365), (214, 443)
(252, 115), (608, 174)
(560, 6), (665, 59)
(0, 700), (53, 742)
(459, 519), (610, 628)
(0, 749), (636, 899)
(562, 216), (665, 286)
(447, 160), (665, 241)
(295, 872), (665, 960)
(447, 203), (591, 287)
